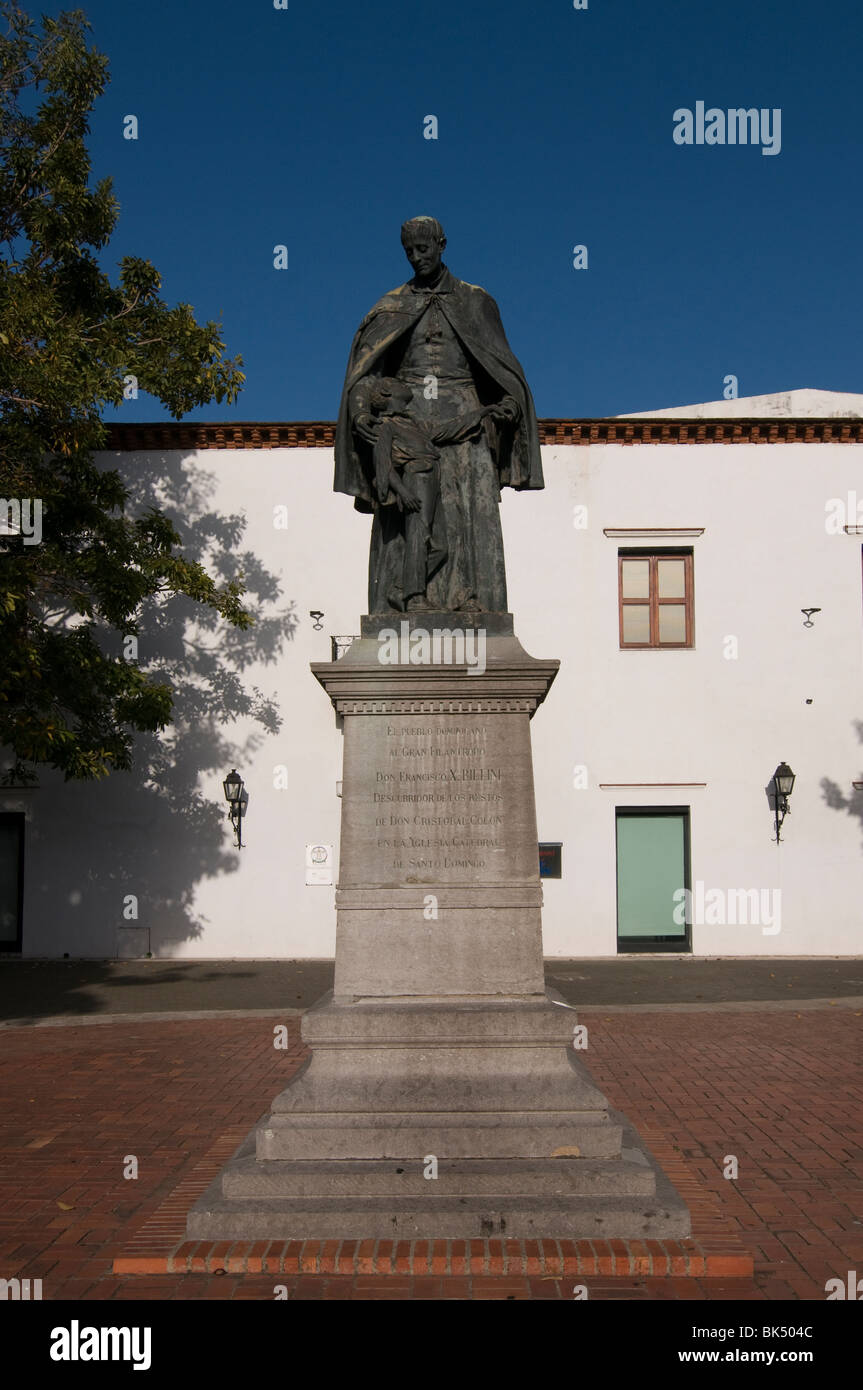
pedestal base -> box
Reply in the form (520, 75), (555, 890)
(186, 992), (691, 1240)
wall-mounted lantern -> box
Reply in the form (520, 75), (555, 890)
(772, 761), (795, 842)
(801, 608), (821, 627)
(310, 610), (325, 630)
(223, 768), (245, 849)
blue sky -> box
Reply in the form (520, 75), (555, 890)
(41, 0), (863, 421)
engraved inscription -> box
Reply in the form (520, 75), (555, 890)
(373, 722), (504, 873)
(340, 711), (538, 885)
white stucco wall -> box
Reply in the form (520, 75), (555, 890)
(506, 438), (863, 957)
(8, 397), (863, 959)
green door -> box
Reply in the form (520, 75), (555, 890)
(616, 809), (690, 952)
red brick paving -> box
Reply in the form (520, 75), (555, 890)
(0, 1009), (860, 1299)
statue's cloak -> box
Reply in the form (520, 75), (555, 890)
(334, 266), (544, 513)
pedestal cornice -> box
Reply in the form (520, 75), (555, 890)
(312, 637), (559, 717)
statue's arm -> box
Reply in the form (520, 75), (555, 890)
(349, 379), (379, 446)
(472, 286), (514, 351)
(467, 288), (524, 422)
(345, 293), (413, 444)
(432, 405), (507, 444)
(372, 420), (397, 505)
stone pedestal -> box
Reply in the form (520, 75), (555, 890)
(187, 616), (690, 1240)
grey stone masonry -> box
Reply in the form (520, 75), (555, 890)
(186, 620), (691, 1240)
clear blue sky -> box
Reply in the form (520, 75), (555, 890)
(43, 0), (863, 421)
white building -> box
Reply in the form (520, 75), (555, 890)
(3, 388), (863, 959)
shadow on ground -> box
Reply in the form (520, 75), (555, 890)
(0, 957), (861, 1022)
(0, 959), (336, 1021)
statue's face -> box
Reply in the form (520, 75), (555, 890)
(402, 231), (444, 280)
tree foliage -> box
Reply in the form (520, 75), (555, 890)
(0, 4), (248, 783)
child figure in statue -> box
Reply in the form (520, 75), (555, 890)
(367, 377), (508, 612)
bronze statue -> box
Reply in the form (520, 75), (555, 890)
(334, 217), (544, 614)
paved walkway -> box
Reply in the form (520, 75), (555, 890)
(1, 957), (862, 1024)
(0, 982), (860, 1300)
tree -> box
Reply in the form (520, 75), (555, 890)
(0, 3), (248, 785)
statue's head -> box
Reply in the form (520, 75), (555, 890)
(401, 215), (446, 280)
(369, 377), (413, 415)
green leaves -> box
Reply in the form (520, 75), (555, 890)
(0, 3), (249, 784)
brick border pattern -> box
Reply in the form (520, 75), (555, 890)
(105, 417), (863, 453)
(121, 1237), (748, 1279)
(113, 1126), (752, 1279)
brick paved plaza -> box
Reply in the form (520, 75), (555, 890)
(0, 986), (860, 1301)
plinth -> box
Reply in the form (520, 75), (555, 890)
(187, 615), (690, 1239)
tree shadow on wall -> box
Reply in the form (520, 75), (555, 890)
(821, 719), (863, 851)
(29, 449), (297, 958)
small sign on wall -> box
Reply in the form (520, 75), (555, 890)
(305, 843), (334, 885)
(539, 842), (562, 879)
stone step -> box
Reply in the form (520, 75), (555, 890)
(257, 1111), (624, 1161)
(188, 1187), (689, 1242)
(222, 1154), (657, 1201)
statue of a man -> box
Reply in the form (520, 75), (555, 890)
(334, 216), (544, 614)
